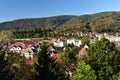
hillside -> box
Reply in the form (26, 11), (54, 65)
(0, 15), (75, 30)
(0, 11), (120, 33)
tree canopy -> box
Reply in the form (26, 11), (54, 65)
(71, 60), (96, 80)
(88, 38), (120, 80)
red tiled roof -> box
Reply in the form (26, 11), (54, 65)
(79, 48), (88, 57)
(48, 39), (56, 44)
(9, 42), (26, 49)
(24, 40), (34, 44)
(25, 60), (35, 66)
(51, 53), (62, 60)
(15, 42), (23, 45)
(9, 44), (16, 48)
(20, 43), (26, 49)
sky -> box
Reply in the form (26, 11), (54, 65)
(0, 0), (120, 23)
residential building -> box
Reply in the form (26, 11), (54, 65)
(67, 39), (82, 47)
(54, 39), (66, 47)
(78, 44), (89, 58)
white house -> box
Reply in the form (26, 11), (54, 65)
(54, 39), (66, 47)
(106, 36), (120, 42)
(21, 48), (34, 59)
(9, 46), (16, 53)
(15, 46), (22, 53)
(96, 34), (120, 42)
(9, 43), (26, 53)
(9, 42), (40, 60)
(9, 46), (22, 53)
(67, 39), (82, 47)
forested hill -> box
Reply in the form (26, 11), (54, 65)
(0, 15), (75, 30)
(0, 11), (120, 32)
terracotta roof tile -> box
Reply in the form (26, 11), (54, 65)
(25, 60), (35, 66)
(24, 40), (34, 44)
(79, 48), (88, 57)
(51, 53), (62, 60)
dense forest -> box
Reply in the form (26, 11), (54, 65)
(0, 11), (120, 33)
(0, 15), (74, 30)
(0, 11), (120, 39)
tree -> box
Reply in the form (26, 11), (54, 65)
(69, 46), (79, 63)
(7, 53), (36, 80)
(88, 38), (120, 80)
(35, 43), (58, 80)
(0, 51), (8, 80)
(0, 44), (11, 80)
(59, 46), (72, 68)
(83, 22), (91, 32)
(81, 36), (90, 47)
(0, 41), (35, 80)
(112, 72), (120, 80)
(71, 60), (96, 80)
(90, 21), (96, 32)
(0, 30), (12, 39)
(15, 64), (35, 80)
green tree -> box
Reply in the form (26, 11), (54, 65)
(59, 46), (72, 68)
(88, 38), (120, 80)
(69, 46), (79, 63)
(0, 51), (8, 80)
(0, 44), (11, 80)
(112, 72), (120, 80)
(71, 60), (96, 80)
(81, 37), (90, 47)
(15, 64), (35, 80)
(7, 54), (35, 80)
(83, 22), (91, 32)
(0, 30), (13, 39)
(35, 43), (58, 80)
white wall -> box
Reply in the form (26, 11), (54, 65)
(54, 41), (66, 47)
(67, 39), (82, 47)
(106, 36), (120, 42)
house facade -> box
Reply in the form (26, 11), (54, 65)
(9, 40), (40, 59)
(54, 39), (66, 47)
(67, 39), (82, 47)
